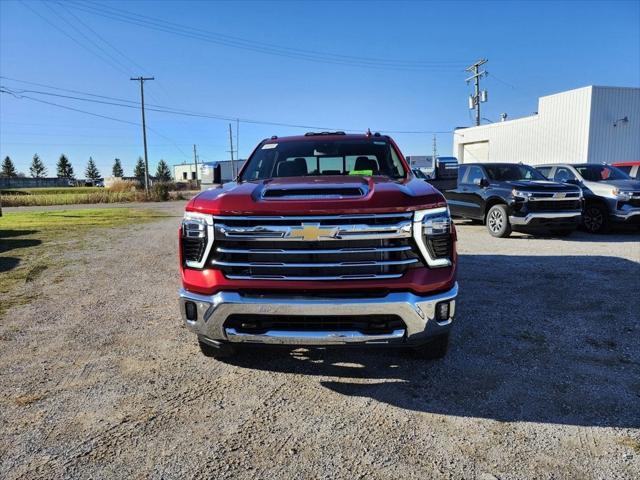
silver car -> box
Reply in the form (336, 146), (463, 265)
(536, 163), (640, 233)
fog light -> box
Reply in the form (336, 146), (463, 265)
(435, 301), (450, 321)
(185, 301), (197, 321)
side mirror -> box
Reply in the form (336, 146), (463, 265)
(563, 178), (580, 185)
(474, 177), (489, 187)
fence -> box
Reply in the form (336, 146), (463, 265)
(0, 177), (75, 189)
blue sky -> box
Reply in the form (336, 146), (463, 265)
(1, 0), (639, 178)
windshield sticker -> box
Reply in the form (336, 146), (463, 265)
(262, 143), (278, 149)
(373, 141), (386, 145)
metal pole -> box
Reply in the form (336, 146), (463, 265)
(432, 134), (438, 165)
(236, 118), (240, 165)
(131, 76), (154, 193)
(474, 67), (480, 126)
(228, 123), (236, 179)
(193, 144), (198, 186)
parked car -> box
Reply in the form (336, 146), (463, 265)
(412, 168), (429, 180)
(424, 157), (459, 193)
(179, 132), (458, 359)
(536, 163), (640, 233)
(444, 163), (583, 238)
(612, 161), (640, 180)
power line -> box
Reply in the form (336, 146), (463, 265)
(52, 0), (172, 106)
(53, 0), (148, 74)
(64, 0), (469, 71)
(1, 82), (453, 135)
(40, 1), (135, 74)
(1, 88), (190, 159)
(20, 1), (131, 76)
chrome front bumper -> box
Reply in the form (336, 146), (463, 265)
(179, 283), (458, 346)
(509, 211), (582, 226)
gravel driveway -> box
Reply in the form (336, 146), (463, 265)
(1, 203), (639, 479)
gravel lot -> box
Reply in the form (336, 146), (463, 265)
(1, 202), (639, 479)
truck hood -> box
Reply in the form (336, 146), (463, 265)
(498, 180), (581, 192)
(582, 179), (640, 190)
(187, 175), (446, 215)
(582, 178), (640, 197)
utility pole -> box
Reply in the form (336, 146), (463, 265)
(130, 76), (154, 193)
(236, 118), (240, 166)
(193, 144), (199, 186)
(465, 59), (487, 126)
(432, 134), (438, 167)
(228, 123), (236, 179)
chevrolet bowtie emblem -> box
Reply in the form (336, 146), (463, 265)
(287, 223), (338, 241)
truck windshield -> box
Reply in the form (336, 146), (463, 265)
(575, 165), (630, 182)
(484, 164), (546, 181)
(240, 139), (406, 181)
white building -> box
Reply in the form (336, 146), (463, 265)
(174, 163), (199, 182)
(173, 160), (243, 183)
(453, 86), (640, 165)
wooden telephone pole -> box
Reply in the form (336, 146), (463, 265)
(130, 76), (154, 193)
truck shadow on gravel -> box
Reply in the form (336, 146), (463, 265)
(224, 254), (640, 428)
(0, 230), (41, 272)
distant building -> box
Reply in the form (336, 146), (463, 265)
(453, 86), (640, 165)
(406, 156), (434, 170)
(174, 160), (245, 184)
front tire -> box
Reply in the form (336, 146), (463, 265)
(486, 204), (512, 238)
(413, 333), (450, 360)
(198, 338), (235, 358)
(582, 204), (609, 234)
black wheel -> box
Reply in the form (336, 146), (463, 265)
(486, 204), (512, 238)
(198, 338), (235, 358)
(582, 204), (609, 233)
(550, 228), (574, 237)
(413, 333), (450, 360)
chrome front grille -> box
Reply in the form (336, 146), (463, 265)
(210, 213), (420, 280)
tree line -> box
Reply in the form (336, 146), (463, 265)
(1, 155), (172, 182)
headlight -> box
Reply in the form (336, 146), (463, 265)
(512, 189), (532, 200)
(612, 188), (631, 201)
(181, 212), (214, 268)
(413, 207), (452, 268)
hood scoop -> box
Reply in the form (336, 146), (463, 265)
(262, 185), (366, 199)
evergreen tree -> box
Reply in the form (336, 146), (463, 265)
(112, 158), (124, 177)
(56, 154), (75, 179)
(1, 156), (17, 177)
(134, 156), (146, 185)
(155, 159), (172, 182)
(29, 154), (47, 178)
(85, 157), (101, 181)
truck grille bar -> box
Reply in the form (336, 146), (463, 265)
(210, 213), (422, 280)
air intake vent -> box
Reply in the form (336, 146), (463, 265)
(263, 187), (364, 199)
(426, 234), (452, 259)
(182, 219), (209, 266)
(182, 237), (207, 262)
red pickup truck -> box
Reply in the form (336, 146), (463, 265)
(179, 132), (458, 359)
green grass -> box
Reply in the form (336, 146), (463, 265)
(0, 208), (169, 317)
(0, 187), (103, 195)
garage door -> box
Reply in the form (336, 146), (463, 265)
(462, 141), (489, 162)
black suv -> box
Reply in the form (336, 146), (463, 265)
(444, 163), (583, 237)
